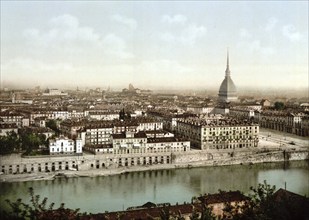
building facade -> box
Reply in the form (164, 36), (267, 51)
(49, 136), (83, 155)
(176, 117), (259, 150)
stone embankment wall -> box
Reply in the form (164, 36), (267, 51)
(0, 152), (172, 175)
(0, 150), (308, 175)
(173, 149), (309, 166)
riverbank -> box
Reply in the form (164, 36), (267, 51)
(1, 148), (308, 183)
(1, 128), (308, 183)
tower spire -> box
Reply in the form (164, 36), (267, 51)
(225, 48), (230, 76)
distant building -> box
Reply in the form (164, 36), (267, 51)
(0, 123), (18, 136)
(0, 111), (25, 127)
(197, 191), (249, 218)
(176, 117), (259, 150)
(88, 111), (119, 121)
(218, 51), (238, 103)
(49, 136), (83, 155)
(34, 117), (46, 128)
(146, 137), (190, 153)
(42, 88), (68, 96)
(112, 131), (147, 154)
(256, 111), (308, 136)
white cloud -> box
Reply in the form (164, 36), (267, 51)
(22, 14), (133, 59)
(102, 34), (134, 59)
(23, 15), (100, 47)
(181, 24), (206, 45)
(265, 17), (278, 31)
(3, 58), (74, 72)
(282, 25), (303, 42)
(160, 23), (206, 46)
(161, 14), (187, 25)
(111, 14), (137, 29)
(50, 14), (79, 29)
(249, 40), (275, 55)
(239, 29), (251, 39)
(237, 40), (275, 56)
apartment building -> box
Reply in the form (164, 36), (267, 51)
(176, 117), (259, 150)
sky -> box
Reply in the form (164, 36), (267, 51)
(0, 1), (308, 91)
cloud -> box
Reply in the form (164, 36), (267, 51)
(237, 40), (275, 56)
(161, 14), (187, 25)
(249, 40), (275, 55)
(111, 14), (137, 29)
(160, 23), (206, 46)
(102, 34), (134, 59)
(22, 14), (133, 59)
(265, 17), (278, 31)
(23, 14), (100, 46)
(282, 25), (303, 42)
(50, 14), (79, 29)
(239, 29), (251, 39)
(2, 58), (74, 72)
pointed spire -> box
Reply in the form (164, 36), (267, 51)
(225, 48), (231, 76)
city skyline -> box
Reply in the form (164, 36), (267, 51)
(1, 1), (308, 90)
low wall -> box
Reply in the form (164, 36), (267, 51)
(173, 149), (309, 166)
(0, 150), (308, 177)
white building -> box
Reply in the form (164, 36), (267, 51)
(49, 136), (83, 155)
(146, 137), (190, 153)
(88, 111), (119, 121)
(111, 131), (147, 154)
(42, 89), (68, 96)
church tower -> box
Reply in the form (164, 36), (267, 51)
(218, 50), (238, 103)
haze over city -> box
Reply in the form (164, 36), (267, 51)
(1, 1), (308, 91)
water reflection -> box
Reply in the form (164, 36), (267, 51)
(0, 161), (308, 213)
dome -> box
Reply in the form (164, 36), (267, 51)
(219, 75), (237, 95)
(218, 51), (238, 102)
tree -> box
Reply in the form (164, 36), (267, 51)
(46, 120), (60, 135)
(2, 187), (81, 220)
(200, 204), (216, 220)
(274, 102), (285, 110)
(19, 130), (47, 155)
(224, 180), (309, 220)
(0, 131), (20, 155)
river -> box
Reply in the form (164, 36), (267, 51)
(0, 160), (308, 214)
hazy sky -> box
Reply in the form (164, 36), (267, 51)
(1, 1), (308, 90)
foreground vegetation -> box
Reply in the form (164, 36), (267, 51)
(0, 181), (308, 220)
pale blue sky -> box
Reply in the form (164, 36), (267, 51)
(1, 1), (308, 90)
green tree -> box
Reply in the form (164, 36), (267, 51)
(46, 120), (60, 135)
(274, 102), (285, 110)
(19, 130), (47, 155)
(0, 131), (20, 155)
(200, 204), (216, 220)
(2, 187), (81, 220)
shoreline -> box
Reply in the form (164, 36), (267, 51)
(1, 128), (308, 183)
(1, 149), (308, 183)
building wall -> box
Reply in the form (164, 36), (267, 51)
(49, 138), (75, 155)
(176, 120), (259, 150)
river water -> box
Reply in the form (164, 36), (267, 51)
(0, 160), (308, 214)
